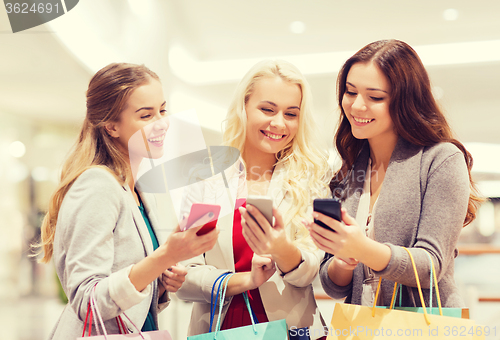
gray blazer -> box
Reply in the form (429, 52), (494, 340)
(320, 138), (469, 308)
(49, 167), (169, 339)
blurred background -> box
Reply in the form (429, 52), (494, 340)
(1, 0), (500, 339)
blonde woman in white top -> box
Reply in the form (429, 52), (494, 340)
(177, 60), (330, 340)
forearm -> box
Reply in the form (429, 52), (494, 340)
(129, 245), (176, 292)
(273, 240), (302, 274)
(356, 237), (391, 272)
(327, 258), (354, 287)
(225, 272), (255, 296)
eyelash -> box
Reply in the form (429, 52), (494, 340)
(260, 108), (298, 117)
(346, 91), (385, 102)
(142, 110), (167, 119)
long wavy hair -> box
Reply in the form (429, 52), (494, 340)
(223, 59), (330, 248)
(39, 63), (160, 263)
(331, 39), (481, 226)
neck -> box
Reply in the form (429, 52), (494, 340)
(368, 133), (398, 169)
(127, 153), (143, 193)
(242, 147), (276, 182)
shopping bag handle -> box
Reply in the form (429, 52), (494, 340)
(209, 272), (232, 332)
(242, 292), (259, 334)
(214, 273), (234, 339)
(209, 273), (260, 338)
(372, 248), (442, 325)
(388, 249), (443, 316)
(88, 285), (146, 339)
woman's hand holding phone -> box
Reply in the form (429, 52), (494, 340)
(239, 205), (289, 257)
(305, 207), (366, 261)
(240, 203), (303, 275)
(163, 211), (219, 265)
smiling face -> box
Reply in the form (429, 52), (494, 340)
(244, 76), (301, 160)
(342, 62), (396, 144)
(106, 78), (169, 162)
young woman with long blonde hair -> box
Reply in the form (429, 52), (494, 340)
(177, 60), (330, 340)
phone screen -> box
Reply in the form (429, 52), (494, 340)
(313, 198), (341, 231)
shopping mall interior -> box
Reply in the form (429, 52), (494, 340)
(1, 1), (499, 339)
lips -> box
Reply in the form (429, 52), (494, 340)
(261, 130), (286, 140)
(351, 116), (374, 126)
(147, 133), (165, 147)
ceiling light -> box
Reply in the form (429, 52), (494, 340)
(9, 141), (26, 158)
(169, 40), (500, 85)
(443, 8), (459, 21)
(289, 21), (306, 34)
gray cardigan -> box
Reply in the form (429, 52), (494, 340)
(49, 168), (169, 339)
(320, 138), (469, 308)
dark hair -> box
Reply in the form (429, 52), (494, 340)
(331, 39), (481, 226)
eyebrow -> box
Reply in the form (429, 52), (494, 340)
(346, 82), (388, 93)
(260, 101), (300, 110)
(135, 101), (166, 113)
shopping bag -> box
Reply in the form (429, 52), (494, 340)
(326, 248), (485, 339)
(379, 306), (469, 318)
(188, 273), (288, 340)
(77, 286), (173, 340)
(189, 320), (289, 340)
(377, 250), (469, 319)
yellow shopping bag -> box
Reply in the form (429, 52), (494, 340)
(327, 248), (486, 340)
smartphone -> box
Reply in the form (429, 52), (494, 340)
(184, 203), (221, 235)
(246, 195), (273, 226)
(313, 198), (341, 231)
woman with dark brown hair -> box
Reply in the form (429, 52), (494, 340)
(305, 39), (481, 308)
(39, 63), (218, 339)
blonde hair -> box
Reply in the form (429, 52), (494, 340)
(223, 60), (330, 249)
(38, 63), (160, 263)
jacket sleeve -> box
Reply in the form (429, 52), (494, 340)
(55, 168), (149, 322)
(319, 255), (353, 299)
(372, 150), (470, 288)
(276, 232), (324, 288)
(177, 255), (232, 303)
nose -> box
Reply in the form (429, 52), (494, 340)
(351, 95), (367, 112)
(153, 115), (169, 132)
(269, 113), (286, 131)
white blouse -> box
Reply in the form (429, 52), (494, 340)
(355, 159), (382, 306)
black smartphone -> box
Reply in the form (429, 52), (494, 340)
(313, 198), (341, 231)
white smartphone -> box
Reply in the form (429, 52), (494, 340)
(246, 195), (273, 226)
